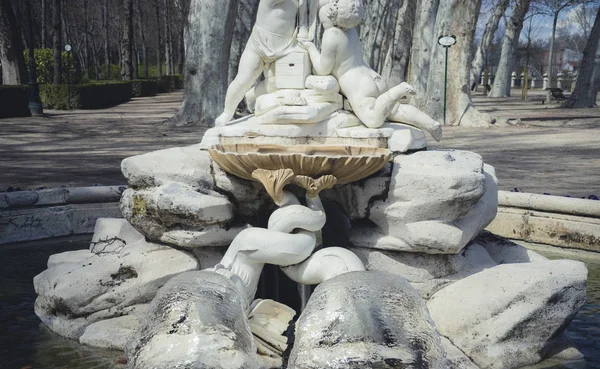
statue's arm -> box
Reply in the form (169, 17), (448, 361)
(302, 33), (336, 76)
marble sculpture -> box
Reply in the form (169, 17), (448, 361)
(32, 0), (589, 368)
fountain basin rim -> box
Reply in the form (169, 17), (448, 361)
(208, 143), (392, 185)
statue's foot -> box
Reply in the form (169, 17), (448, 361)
(215, 112), (233, 127)
(388, 82), (417, 101)
(429, 121), (443, 142)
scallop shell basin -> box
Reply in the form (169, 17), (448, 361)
(208, 144), (392, 185)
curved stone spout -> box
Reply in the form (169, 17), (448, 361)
(213, 189), (365, 306)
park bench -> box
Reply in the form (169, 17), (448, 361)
(543, 88), (569, 104)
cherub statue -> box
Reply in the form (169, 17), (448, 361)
(215, 0), (301, 127)
(299, 0), (442, 141)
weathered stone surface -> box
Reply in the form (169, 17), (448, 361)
(89, 218), (144, 254)
(212, 162), (272, 217)
(349, 242), (497, 299)
(475, 231), (548, 264)
(440, 337), (479, 369)
(79, 305), (148, 350)
(120, 183), (243, 247)
(352, 151), (498, 254)
(121, 144), (213, 189)
(34, 238), (198, 340)
(427, 260), (588, 369)
(288, 271), (449, 369)
(127, 271), (259, 369)
(323, 164), (391, 220)
(1, 203), (122, 245)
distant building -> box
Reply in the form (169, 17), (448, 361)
(540, 43), (582, 75)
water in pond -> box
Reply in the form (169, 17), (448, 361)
(0, 236), (599, 369)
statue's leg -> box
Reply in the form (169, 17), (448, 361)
(215, 45), (265, 126)
(281, 247), (365, 285)
(388, 103), (443, 142)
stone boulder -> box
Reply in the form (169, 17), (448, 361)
(349, 242), (497, 299)
(288, 271), (449, 369)
(34, 225), (199, 340)
(120, 183), (246, 248)
(351, 150), (498, 254)
(121, 144), (213, 189)
(127, 271), (260, 369)
(427, 260), (588, 369)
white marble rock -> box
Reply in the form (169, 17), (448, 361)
(121, 144), (213, 189)
(34, 238), (198, 340)
(126, 271), (260, 369)
(427, 260), (588, 369)
(352, 151), (498, 254)
(348, 242), (497, 299)
(120, 183), (243, 248)
(79, 305), (148, 350)
(288, 271), (449, 369)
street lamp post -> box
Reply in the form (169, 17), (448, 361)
(26, 0), (43, 116)
(438, 35), (457, 125)
(65, 44), (72, 109)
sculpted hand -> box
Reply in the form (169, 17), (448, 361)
(298, 40), (315, 51)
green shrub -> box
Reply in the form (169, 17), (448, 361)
(39, 81), (132, 110)
(131, 79), (159, 97)
(0, 85), (31, 118)
(23, 48), (80, 84)
(157, 75), (184, 93)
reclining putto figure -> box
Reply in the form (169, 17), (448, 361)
(215, 0), (300, 127)
(300, 0), (443, 141)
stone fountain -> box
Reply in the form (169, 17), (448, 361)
(33, 0), (588, 368)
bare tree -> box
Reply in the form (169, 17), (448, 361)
(490, 0), (531, 97)
(562, 6), (600, 107)
(120, 0), (134, 79)
(168, 0), (239, 126)
(52, 0), (62, 84)
(412, 0), (494, 126)
(471, 0), (510, 89)
(410, 0), (440, 98)
(0, 0), (28, 84)
(535, 0), (591, 88)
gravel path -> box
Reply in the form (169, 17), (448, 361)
(1, 89), (598, 197)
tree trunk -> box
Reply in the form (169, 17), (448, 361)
(381, 0), (416, 87)
(168, 0), (240, 126)
(562, 7), (600, 108)
(489, 0), (530, 97)
(163, 0), (173, 75)
(416, 0), (493, 126)
(471, 0), (509, 89)
(104, 0), (110, 79)
(547, 12), (559, 89)
(52, 0), (62, 84)
(82, 0), (89, 78)
(155, 1), (162, 78)
(120, 0), (134, 80)
(41, 0), (46, 48)
(409, 0), (439, 97)
(228, 0), (259, 84)
(0, 0), (28, 85)
(136, 0), (148, 78)
(177, 30), (184, 74)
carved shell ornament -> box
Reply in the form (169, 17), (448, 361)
(208, 143), (391, 203)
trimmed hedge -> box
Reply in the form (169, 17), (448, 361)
(132, 79), (159, 97)
(0, 86), (31, 118)
(158, 74), (184, 93)
(40, 81), (133, 110)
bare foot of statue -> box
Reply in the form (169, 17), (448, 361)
(215, 112), (233, 127)
(387, 82), (416, 101)
(430, 121), (443, 142)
